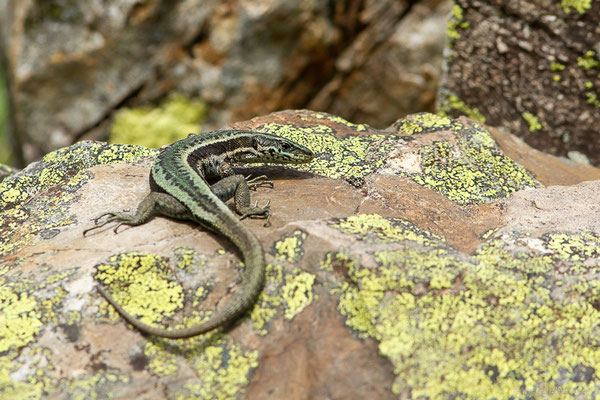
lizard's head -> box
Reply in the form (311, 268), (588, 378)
(236, 133), (314, 165)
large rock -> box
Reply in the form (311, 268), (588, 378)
(1, 110), (600, 398)
(0, 0), (450, 165)
(438, 0), (600, 165)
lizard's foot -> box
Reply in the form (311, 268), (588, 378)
(245, 175), (274, 191)
(83, 211), (138, 236)
(240, 200), (272, 227)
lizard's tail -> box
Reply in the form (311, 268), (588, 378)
(97, 216), (265, 339)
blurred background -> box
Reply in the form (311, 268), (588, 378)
(0, 61), (7, 164)
(3, 1), (597, 170)
(0, 0), (451, 168)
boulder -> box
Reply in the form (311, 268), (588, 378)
(1, 110), (600, 398)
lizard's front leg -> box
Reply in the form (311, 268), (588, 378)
(210, 175), (272, 226)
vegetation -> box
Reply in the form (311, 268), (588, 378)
(0, 65), (9, 165)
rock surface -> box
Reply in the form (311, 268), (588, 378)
(0, 0), (450, 165)
(1, 110), (600, 399)
(438, 0), (600, 165)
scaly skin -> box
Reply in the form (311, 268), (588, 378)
(85, 130), (313, 338)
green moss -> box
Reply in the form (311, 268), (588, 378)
(560, 0), (592, 14)
(522, 111), (543, 132)
(110, 93), (205, 148)
(586, 92), (600, 108)
(438, 93), (487, 123)
(550, 61), (566, 72)
(447, 4), (470, 40)
(577, 50), (600, 70)
(326, 214), (600, 397)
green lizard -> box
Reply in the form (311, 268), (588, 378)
(84, 130), (313, 338)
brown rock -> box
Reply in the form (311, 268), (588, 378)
(0, 0), (450, 166)
(1, 110), (600, 398)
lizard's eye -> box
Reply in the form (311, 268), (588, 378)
(281, 142), (292, 151)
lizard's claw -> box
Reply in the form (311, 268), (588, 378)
(240, 200), (271, 226)
(83, 211), (132, 236)
(246, 175), (274, 191)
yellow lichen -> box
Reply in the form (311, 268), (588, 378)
(0, 284), (43, 353)
(67, 369), (129, 400)
(327, 214), (600, 397)
(395, 113), (457, 135)
(250, 231), (315, 333)
(274, 230), (307, 263)
(94, 253), (184, 327)
(256, 122), (396, 181)
(282, 271), (315, 320)
(175, 247), (202, 270)
(330, 213), (444, 245)
(144, 341), (179, 376)
(174, 338), (258, 400)
(0, 355), (44, 399)
(406, 123), (538, 205)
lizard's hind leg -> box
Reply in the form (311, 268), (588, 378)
(83, 192), (192, 235)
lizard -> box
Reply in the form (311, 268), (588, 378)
(84, 129), (314, 338)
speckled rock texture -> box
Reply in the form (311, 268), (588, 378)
(438, 0), (600, 166)
(2, 110), (600, 399)
(0, 0), (450, 165)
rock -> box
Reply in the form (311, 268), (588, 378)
(1, 110), (600, 398)
(0, 0), (450, 165)
(0, 163), (18, 183)
(438, 0), (600, 165)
